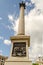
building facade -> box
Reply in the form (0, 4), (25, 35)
(36, 57), (43, 65)
(0, 55), (8, 65)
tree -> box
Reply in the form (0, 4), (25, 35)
(32, 63), (39, 65)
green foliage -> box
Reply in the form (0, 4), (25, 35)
(32, 63), (39, 65)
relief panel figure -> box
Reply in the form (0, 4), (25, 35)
(12, 42), (26, 57)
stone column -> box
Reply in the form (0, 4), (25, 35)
(18, 2), (25, 35)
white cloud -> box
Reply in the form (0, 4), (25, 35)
(0, 17), (2, 20)
(0, 36), (3, 40)
(8, 15), (14, 22)
(4, 39), (11, 45)
(26, 1), (31, 7)
(1, 23), (13, 30)
(0, 50), (2, 55)
(8, 14), (16, 31)
(26, 2), (29, 6)
(12, 0), (43, 60)
(31, 0), (43, 14)
(7, 25), (12, 30)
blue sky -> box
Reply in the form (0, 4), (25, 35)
(0, 0), (43, 60)
(0, 0), (34, 56)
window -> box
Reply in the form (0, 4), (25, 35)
(0, 58), (4, 65)
(42, 59), (43, 61)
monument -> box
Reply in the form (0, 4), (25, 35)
(5, 2), (32, 65)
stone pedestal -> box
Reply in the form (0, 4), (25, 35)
(5, 61), (32, 65)
(5, 35), (32, 65)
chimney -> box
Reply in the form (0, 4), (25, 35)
(18, 1), (25, 35)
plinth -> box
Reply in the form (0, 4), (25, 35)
(5, 35), (32, 65)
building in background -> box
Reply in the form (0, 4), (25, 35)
(0, 55), (8, 65)
(36, 56), (43, 65)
